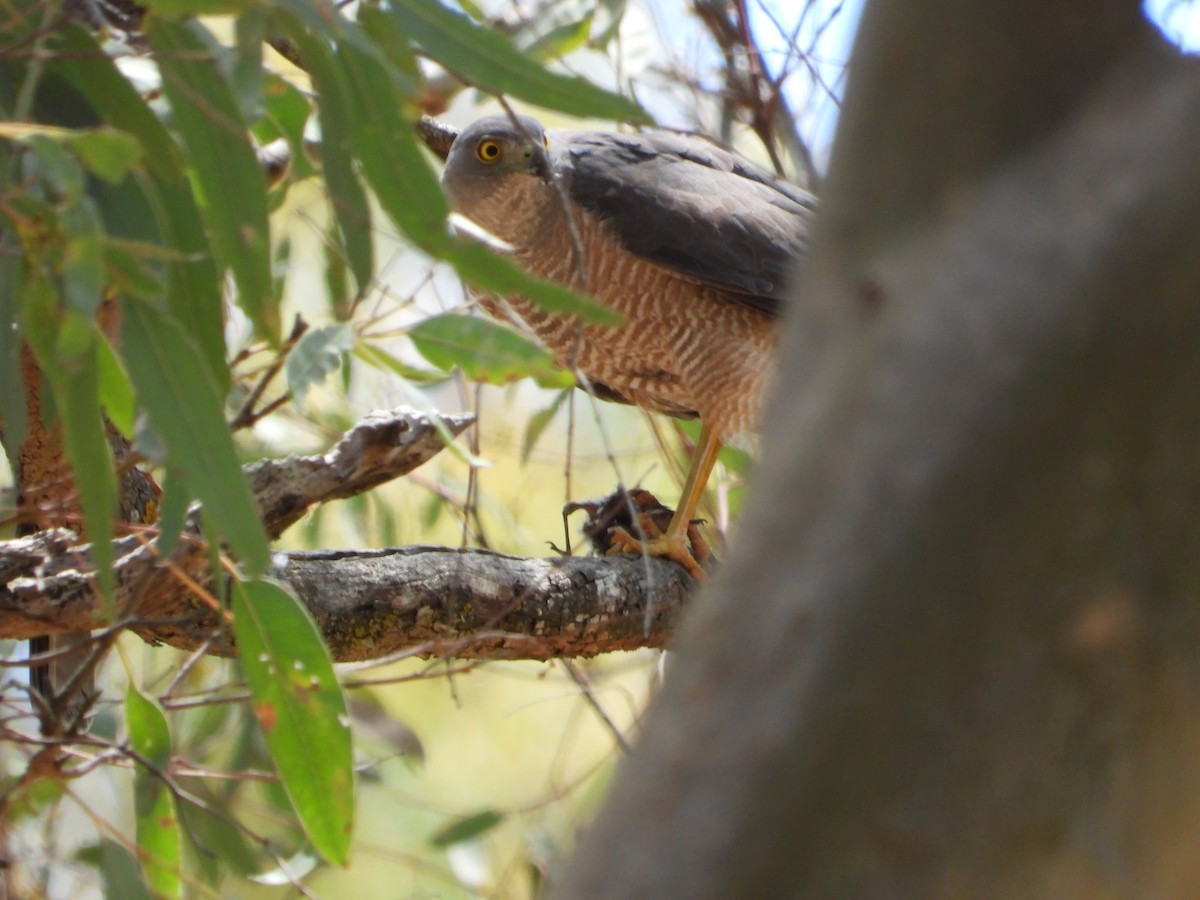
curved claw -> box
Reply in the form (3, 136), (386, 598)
(607, 522), (709, 583)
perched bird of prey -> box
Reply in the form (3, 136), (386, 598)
(442, 114), (815, 579)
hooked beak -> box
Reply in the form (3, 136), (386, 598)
(525, 144), (553, 183)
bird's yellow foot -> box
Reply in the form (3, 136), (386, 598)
(607, 517), (710, 583)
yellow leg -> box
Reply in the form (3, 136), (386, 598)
(608, 423), (722, 581)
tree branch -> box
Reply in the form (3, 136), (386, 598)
(0, 407), (691, 660)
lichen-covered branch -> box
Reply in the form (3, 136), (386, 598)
(0, 407), (691, 660)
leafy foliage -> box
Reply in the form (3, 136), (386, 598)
(0, 0), (830, 891)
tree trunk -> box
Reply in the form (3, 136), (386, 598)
(552, 1), (1200, 897)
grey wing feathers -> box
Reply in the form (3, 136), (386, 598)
(558, 129), (815, 315)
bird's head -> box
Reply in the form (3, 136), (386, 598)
(443, 115), (554, 216)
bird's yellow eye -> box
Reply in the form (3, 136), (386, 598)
(476, 139), (503, 164)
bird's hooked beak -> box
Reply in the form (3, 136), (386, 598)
(524, 142), (553, 183)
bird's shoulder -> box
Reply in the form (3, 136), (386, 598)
(550, 128), (815, 314)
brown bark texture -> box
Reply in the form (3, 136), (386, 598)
(0, 408), (691, 661)
(552, 1), (1200, 898)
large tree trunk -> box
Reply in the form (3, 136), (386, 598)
(552, 1), (1200, 897)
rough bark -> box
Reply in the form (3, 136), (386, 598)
(553, 2), (1200, 898)
(0, 408), (691, 660)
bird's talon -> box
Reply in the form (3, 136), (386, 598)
(606, 526), (708, 583)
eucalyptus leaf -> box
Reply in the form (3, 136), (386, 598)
(429, 809), (505, 848)
(126, 686), (183, 898)
(387, 0), (646, 122)
(232, 577), (354, 865)
(409, 313), (573, 387)
(274, 16), (375, 296)
(147, 18), (276, 342)
(121, 296), (270, 575)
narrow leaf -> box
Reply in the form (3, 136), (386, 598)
(147, 18), (276, 341)
(232, 577), (354, 865)
(121, 296), (270, 574)
(55, 25), (226, 387)
(77, 840), (154, 900)
(101, 238), (168, 300)
(24, 133), (85, 201)
(152, 467), (189, 559)
(444, 242), (620, 325)
(337, 37), (449, 240)
(521, 387), (571, 463)
(95, 331), (136, 437)
(353, 342), (448, 384)
(387, 0), (646, 121)
(66, 129), (142, 184)
(144, 173), (229, 392)
(274, 17), (375, 296)
(126, 686), (183, 898)
(429, 810), (505, 848)
(0, 253), (26, 471)
(409, 313), (572, 386)
(56, 341), (116, 609)
(55, 25), (185, 181)
(61, 198), (104, 317)
(139, 0), (250, 19)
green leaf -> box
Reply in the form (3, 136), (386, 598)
(232, 9), (267, 123)
(386, 0), (647, 121)
(255, 74), (317, 183)
(144, 172), (229, 392)
(147, 18), (276, 341)
(506, 0), (596, 62)
(139, 0), (250, 18)
(77, 840), (154, 900)
(121, 296), (270, 575)
(55, 25), (185, 181)
(354, 341), (448, 384)
(274, 17), (375, 296)
(59, 368), (116, 610)
(521, 387), (571, 463)
(67, 129), (142, 184)
(101, 238), (168, 300)
(409, 313), (572, 386)
(61, 198), (104, 316)
(23, 133), (85, 201)
(285, 322), (355, 406)
(444, 242), (621, 325)
(336, 37), (450, 241)
(357, 3), (420, 78)
(95, 331), (136, 437)
(0, 253), (26, 472)
(152, 467), (189, 559)
(231, 577), (354, 865)
(523, 13), (593, 61)
(429, 809), (505, 848)
(126, 686), (183, 898)
(87, 157), (227, 391)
